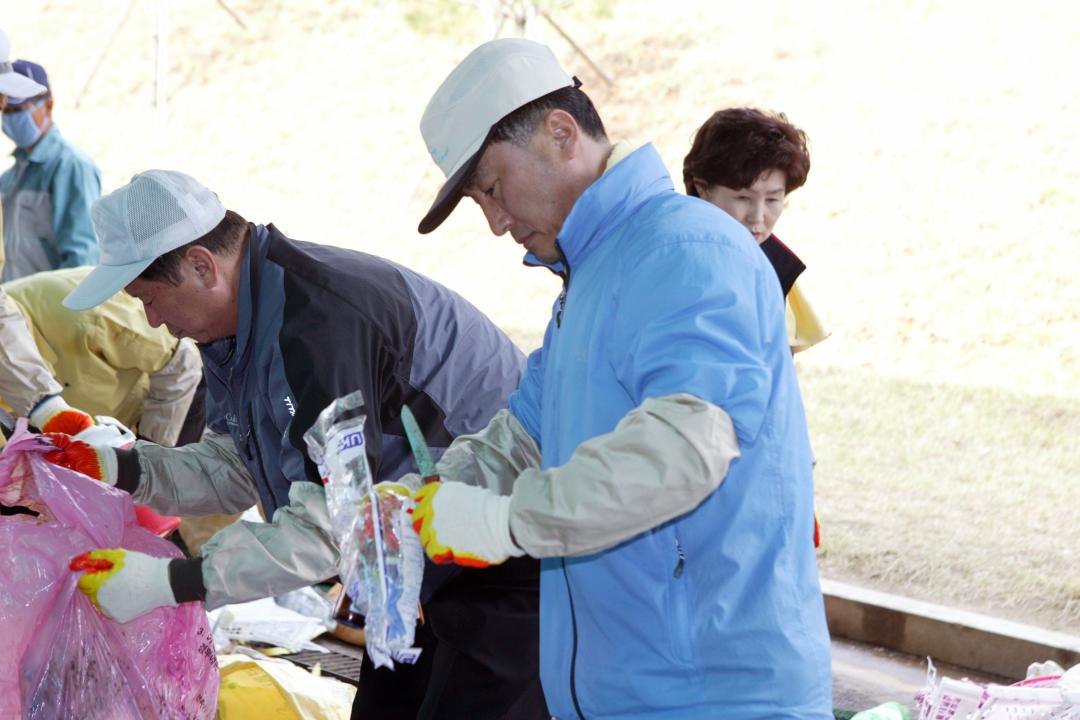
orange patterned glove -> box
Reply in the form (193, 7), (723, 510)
(43, 433), (117, 485)
(30, 395), (94, 436)
(410, 481), (525, 568)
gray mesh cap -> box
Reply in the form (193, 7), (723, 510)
(64, 169), (226, 310)
(418, 38), (574, 234)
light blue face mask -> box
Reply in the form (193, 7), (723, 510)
(2, 100), (46, 149)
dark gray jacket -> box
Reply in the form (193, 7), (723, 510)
(124, 224), (525, 607)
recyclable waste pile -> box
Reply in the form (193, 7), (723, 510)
(304, 390), (424, 670)
(917, 658), (1079, 720)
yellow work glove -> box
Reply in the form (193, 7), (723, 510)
(70, 549), (178, 623)
(29, 395), (94, 436)
(410, 481), (525, 568)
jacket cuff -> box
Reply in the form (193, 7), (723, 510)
(168, 557), (207, 603)
(113, 447), (142, 494)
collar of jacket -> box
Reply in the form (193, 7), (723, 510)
(521, 143), (673, 275)
(13, 125), (63, 164)
(199, 223), (267, 370)
(759, 233), (806, 298)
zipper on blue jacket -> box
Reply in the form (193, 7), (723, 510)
(246, 407), (281, 512)
(674, 535), (686, 578)
(562, 560), (587, 720)
(555, 241), (571, 328)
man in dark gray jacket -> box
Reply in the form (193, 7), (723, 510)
(48, 169), (546, 719)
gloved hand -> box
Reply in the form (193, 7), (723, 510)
(43, 433), (117, 485)
(70, 549), (178, 623)
(410, 482), (525, 568)
(29, 395), (94, 436)
(73, 416), (136, 448)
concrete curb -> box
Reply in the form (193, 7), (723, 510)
(822, 579), (1080, 679)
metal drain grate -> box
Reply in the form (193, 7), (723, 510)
(284, 650), (363, 687)
(245, 638), (364, 687)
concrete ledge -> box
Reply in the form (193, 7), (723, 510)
(822, 579), (1080, 679)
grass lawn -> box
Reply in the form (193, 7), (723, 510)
(805, 363), (1080, 631)
(8, 0), (1079, 633)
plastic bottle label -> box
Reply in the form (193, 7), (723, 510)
(326, 426), (369, 483)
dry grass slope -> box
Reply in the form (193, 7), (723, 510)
(7, 0), (1078, 632)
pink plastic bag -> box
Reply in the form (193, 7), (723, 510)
(0, 422), (218, 719)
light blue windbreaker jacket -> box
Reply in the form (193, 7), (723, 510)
(0, 127), (100, 281)
(507, 145), (832, 719)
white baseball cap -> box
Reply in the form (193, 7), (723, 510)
(418, 38), (575, 234)
(0, 29), (46, 99)
(64, 170), (226, 311)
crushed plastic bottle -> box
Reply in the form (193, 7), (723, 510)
(304, 390), (424, 669)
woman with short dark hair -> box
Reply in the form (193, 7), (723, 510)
(684, 107), (828, 353)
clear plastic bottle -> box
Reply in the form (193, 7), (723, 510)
(304, 390), (424, 669)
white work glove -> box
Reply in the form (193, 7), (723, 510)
(410, 481), (525, 567)
(29, 395), (95, 436)
(75, 415), (136, 448)
(70, 548), (179, 623)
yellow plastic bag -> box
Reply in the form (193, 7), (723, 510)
(217, 654), (356, 720)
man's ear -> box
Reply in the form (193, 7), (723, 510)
(692, 178), (711, 199)
(185, 246), (219, 289)
(543, 109), (580, 158)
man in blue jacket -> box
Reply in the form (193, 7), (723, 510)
(408, 39), (833, 718)
(0, 59), (100, 281)
(47, 169), (547, 719)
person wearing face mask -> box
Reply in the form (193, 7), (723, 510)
(0, 30), (98, 446)
(683, 107), (828, 354)
(0, 58), (100, 282)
